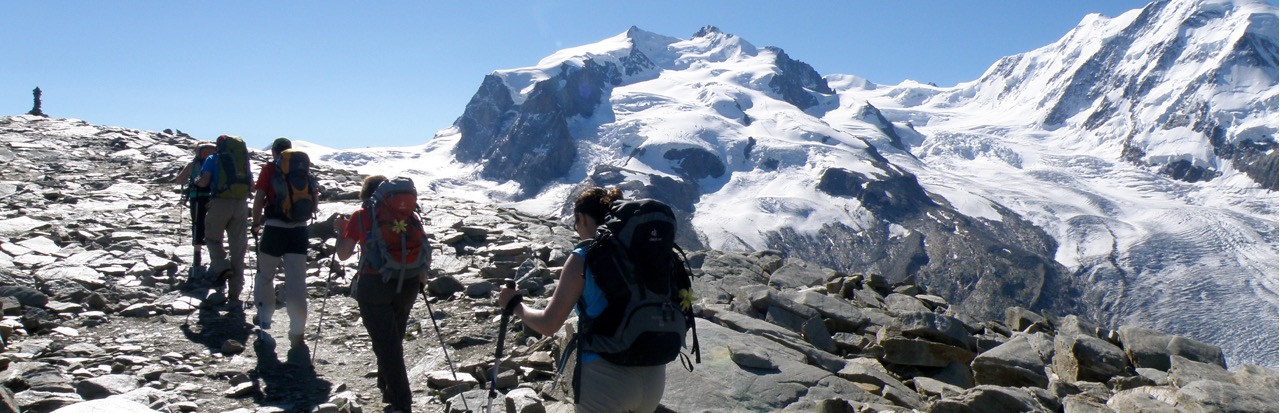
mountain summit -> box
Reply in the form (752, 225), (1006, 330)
(918, 0), (1278, 188)
(322, 0), (1277, 367)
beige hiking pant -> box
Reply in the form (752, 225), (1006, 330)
(576, 359), (665, 413)
(204, 197), (248, 300)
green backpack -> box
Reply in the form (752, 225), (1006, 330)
(212, 135), (252, 200)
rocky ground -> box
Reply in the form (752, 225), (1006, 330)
(0, 114), (1276, 413)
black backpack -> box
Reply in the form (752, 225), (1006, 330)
(577, 199), (700, 367)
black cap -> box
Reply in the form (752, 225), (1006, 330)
(272, 137), (292, 153)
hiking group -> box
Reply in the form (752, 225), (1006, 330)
(177, 136), (319, 345)
(178, 136), (700, 413)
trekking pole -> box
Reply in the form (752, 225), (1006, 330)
(486, 279), (521, 413)
(245, 227), (259, 310)
(311, 250), (341, 364)
(419, 286), (468, 412)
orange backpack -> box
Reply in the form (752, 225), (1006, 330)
(359, 177), (430, 292)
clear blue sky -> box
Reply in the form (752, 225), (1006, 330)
(3, 1), (1169, 150)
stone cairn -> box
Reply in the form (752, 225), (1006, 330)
(26, 88), (45, 118)
(0, 115), (1275, 413)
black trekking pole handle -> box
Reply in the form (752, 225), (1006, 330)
(486, 279), (522, 412)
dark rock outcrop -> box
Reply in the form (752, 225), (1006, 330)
(765, 46), (835, 111)
(454, 60), (625, 197)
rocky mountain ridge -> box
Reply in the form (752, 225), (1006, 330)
(318, 0), (1277, 368)
(2, 115), (1277, 412)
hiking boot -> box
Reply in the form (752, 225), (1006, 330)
(205, 291), (227, 307)
(255, 328), (276, 348)
(289, 332), (305, 348)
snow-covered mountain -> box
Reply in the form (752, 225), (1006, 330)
(318, 0), (1278, 367)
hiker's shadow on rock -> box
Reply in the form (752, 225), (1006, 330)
(178, 305), (250, 353)
(251, 341), (332, 412)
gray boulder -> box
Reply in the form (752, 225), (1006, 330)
(74, 375), (139, 400)
(1173, 380), (1278, 413)
(1106, 387), (1180, 412)
(0, 385), (16, 413)
(1166, 335), (1227, 369)
(787, 291), (869, 333)
(1061, 395), (1111, 413)
(0, 286), (47, 308)
(705, 306), (846, 372)
(912, 376), (965, 399)
(877, 333), (977, 368)
(928, 385), (1055, 413)
(767, 262), (827, 291)
(851, 285), (886, 309)
(762, 291), (820, 333)
(884, 293), (930, 314)
(836, 358), (924, 410)
(888, 311), (973, 350)
(49, 398), (159, 413)
(1167, 355), (1233, 388)
(15, 390), (82, 413)
(428, 275), (466, 296)
(1118, 326), (1224, 371)
(1230, 364), (1280, 398)
(659, 319), (891, 412)
(504, 387), (544, 413)
(1004, 307), (1044, 332)
(971, 333), (1053, 388)
(1051, 332), (1129, 383)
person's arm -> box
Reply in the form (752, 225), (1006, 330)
(173, 162), (194, 185)
(335, 238), (357, 261)
(195, 157), (213, 188)
(250, 164), (273, 235)
(498, 253), (585, 336)
(251, 190), (266, 235)
(333, 213), (358, 261)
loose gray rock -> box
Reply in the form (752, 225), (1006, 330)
(1173, 380), (1278, 413)
(1106, 387), (1180, 412)
(928, 385), (1055, 413)
(1004, 307), (1044, 332)
(884, 293), (930, 314)
(74, 374), (140, 400)
(1051, 332), (1129, 383)
(0, 286), (48, 308)
(788, 291), (869, 333)
(428, 275), (466, 296)
(504, 387), (544, 413)
(836, 358), (924, 410)
(660, 319), (890, 412)
(1118, 326), (1175, 371)
(971, 333), (1054, 388)
(1167, 355), (1233, 388)
(728, 344), (776, 370)
(15, 390), (83, 413)
(1166, 335), (1226, 369)
(889, 311), (972, 349)
(1061, 395), (1111, 413)
(767, 262), (827, 291)
(912, 376), (964, 399)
